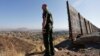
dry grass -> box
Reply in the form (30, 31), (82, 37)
(0, 34), (68, 56)
(53, 36), (67, 45)
(0, 36), (34, 56)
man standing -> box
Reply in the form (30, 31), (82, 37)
(42, 4), (54, 56)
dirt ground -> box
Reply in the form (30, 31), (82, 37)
(31, 40), (100, 56)
(0, 34), (100, 56)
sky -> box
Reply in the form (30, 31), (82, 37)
(0, 0), (100, 30)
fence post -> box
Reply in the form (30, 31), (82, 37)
(84, 18), (88, 34)
(78, 13), (83, 35)
(66, 1), (73, 41)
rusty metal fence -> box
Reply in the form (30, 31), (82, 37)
(66, 1), (99, 41)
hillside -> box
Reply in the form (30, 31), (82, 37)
(0, 31), (100, 56)
(0, 31), (68, 56)
(0, 36), (34, 56)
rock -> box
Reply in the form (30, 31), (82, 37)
(54, 48), (59, 52)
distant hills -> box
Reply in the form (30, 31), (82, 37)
(0, 28), (40, 32)
(0, 28), (68, 32)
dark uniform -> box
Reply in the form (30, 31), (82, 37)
(42, 10), (54, 56)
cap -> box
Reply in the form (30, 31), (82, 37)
(42, 4), (47, 7)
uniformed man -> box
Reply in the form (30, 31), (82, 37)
(42, 4), (54, 56)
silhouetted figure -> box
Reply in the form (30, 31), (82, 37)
(42, 4), (54, 56)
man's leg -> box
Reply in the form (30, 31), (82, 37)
(43, 33), (50, 56)
(49, 30), (55, 55)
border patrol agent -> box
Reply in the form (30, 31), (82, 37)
(42, 4), (54, 56)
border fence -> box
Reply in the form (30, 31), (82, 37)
(66, 1), (99, 41)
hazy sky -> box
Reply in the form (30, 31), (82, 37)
(0, 0), (100, 30)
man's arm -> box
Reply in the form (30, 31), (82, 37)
(42, 13), (48, 29)
(43, 19), (47, 29)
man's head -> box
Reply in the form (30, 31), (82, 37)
(42, 4), (48, 11)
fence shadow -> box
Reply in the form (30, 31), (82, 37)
(55, 39), (100, 51)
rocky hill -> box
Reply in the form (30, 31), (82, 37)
(0, 30), (100, 56)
